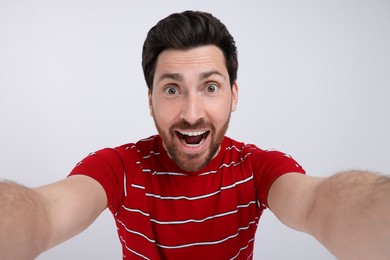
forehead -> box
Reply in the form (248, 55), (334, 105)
(154, 45), (228, 77)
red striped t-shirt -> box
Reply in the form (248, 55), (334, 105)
(69, 135), (305, 259)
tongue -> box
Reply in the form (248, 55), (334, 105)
(184, 135), (203, 145)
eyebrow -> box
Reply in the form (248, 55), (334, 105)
(156, 70), (225, 84)
(157, 73), (184, 83)
(199, 70), (225, 80)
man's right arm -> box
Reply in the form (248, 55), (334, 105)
(0, 175), (107, 260)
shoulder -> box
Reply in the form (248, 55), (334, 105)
(223, 137), (304, 169)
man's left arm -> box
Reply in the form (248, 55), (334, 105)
(268, 171), (390, 259)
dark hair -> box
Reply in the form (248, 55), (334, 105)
(142, 10), (238, 91)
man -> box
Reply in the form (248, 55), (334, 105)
(0, 10), (389, 260)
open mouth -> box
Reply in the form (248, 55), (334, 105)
(175, 130), (210, 148)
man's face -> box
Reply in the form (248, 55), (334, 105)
(148, 45), (238, 172)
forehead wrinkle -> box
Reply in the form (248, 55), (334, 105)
(155, 46), (228, 85)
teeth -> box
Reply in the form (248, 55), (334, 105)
(178, 130), (206, 136)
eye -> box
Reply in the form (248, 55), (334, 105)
(164, 86), (179, 96)
(205, 83), (219, 94)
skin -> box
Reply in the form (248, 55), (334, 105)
(148, 45), (238, 172)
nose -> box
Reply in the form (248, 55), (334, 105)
(179, 92), (205, 124)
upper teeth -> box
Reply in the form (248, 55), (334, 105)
(179, 130), (206, 136)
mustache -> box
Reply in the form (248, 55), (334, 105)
(170, 119), (212, 131)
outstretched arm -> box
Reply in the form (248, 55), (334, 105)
(0, 175), (107, 259)
(268, 171), (390, 259)
(0, 181), (51, 259)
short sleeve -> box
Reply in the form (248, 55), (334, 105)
(68, 148), (125, 214)
(252, 149), (305, 207)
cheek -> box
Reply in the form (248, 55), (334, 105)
(210, 99), (232, 125)
(217, 110), (231, 125)
(153, 100), (179, 126)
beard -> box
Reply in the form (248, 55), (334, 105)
(153, 116), (231, 172)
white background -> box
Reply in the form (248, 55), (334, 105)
(1, 1), (389, 259)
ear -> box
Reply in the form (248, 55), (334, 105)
(148, 89), (154, 116)
(231, 81), (239, 112)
